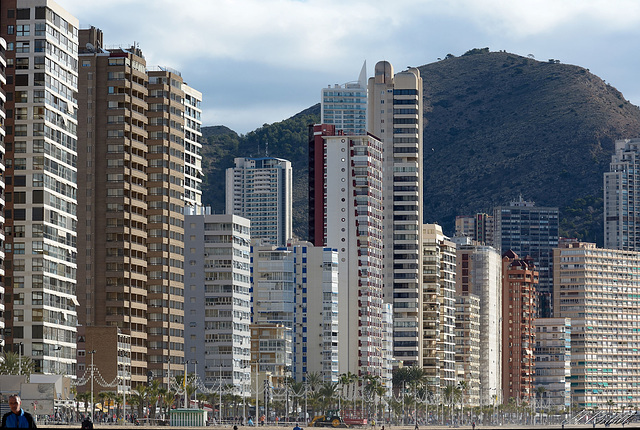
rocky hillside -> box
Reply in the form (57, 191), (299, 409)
(201, 49), (640, 243)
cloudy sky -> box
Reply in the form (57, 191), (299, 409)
(57, 0), (640, 134)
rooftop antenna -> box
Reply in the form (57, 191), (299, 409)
(265, 141), (269, 157)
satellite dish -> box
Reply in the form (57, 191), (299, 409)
(86, 42), (95, 52)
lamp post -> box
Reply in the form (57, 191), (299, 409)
(89, 350), (96, 423)
(255, 362), (259, 427)
(17, 342), (23, 375)
(188, 359), (198, 409)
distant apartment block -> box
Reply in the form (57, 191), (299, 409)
(604, 138), (640, 250)
(421, 224), (456, 388)
(184, 210), (251, 395)
(554, 239), (640, 409)
(1, 0), (79, 375)
(493, 197), (558, 318)
(308, 124), (384, 377)
(534, 317), (571, 411)
(501, 250), (537, 403)
(455, 213), (493, 245)
(321, 61), (367, 135)
(454, 238), (502, 406)
(368, 61), (424, 366)
(226, 157), (292, 246)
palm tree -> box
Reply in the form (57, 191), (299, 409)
(442, 384), (460, 425)
(130, 384), (148, 418)
(290, 381), (305, 419)
(76, 392), (91, 417)
(606, 399), (615, 415)
(319, 382), (339, 411)
(306, 372), (322, 415)
(0, 351), (35, 380)
(535, 386), (546, 424)
(458, 380), (468, 425)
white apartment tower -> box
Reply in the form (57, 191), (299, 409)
(368, 61), (424, 366)
(184, 209), (251, 395)
(321, 61), (367, 135)
(604, 138), (640, 250)
(308, 124), (384, 376)
(288, 240), (340, 381)
(226, 157), (292, 246)
(454, 238), (502, 406)
(0, 0), (79, 374)
(251, 239), (340, 382)
(182, 84), (203, 208)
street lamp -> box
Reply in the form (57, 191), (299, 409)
(17, 342), (23, 375)
(88, 350), (96, 423)
(188, 359), (198, 409)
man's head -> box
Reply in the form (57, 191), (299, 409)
(8, 395), (21, 414)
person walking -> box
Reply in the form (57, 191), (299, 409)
(2, 395), (37, 428)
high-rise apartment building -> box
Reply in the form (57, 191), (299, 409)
(1, 0), (79, 374)
(76, 28), (147, 387)
(226, 157), (292, 246)
(0, 36), (7, 351)
(321, 61), (367, 136)
(501, 250), (537, 403)
(455, 294), (480, 407)
(534, 317), (571, 411)
(493, 197), (558, 318)
(604, 138), (640, 250)
(184, 210), (251, 394)
(308, 124), (384, 376)
(554, 239), (640, 409)
(145, 67), (186, 385)
(182, 84), (203, 208)
(454, 238), (502, 406)
(77, 28), (194, 388)
(421, 224), (456, 388)
(368, 61), (423, 366)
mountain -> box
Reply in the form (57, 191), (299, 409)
(201, 49), (640, 244)
(200, 110), (318, 237)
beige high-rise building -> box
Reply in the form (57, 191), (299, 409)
(145, 67), (185, 386)
(76, 28), (148, 387)
(368, 61), (424, 366)
(421, 224), (456, 388)
(554, 239), (640, 409)
(77, 28), (188, 388)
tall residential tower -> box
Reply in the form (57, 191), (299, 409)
(226, 157), (292, 246)
(1, 0), (79, 374)
(368, 61), (423, 366)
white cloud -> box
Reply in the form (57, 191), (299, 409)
(56, 0), (640, 133)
